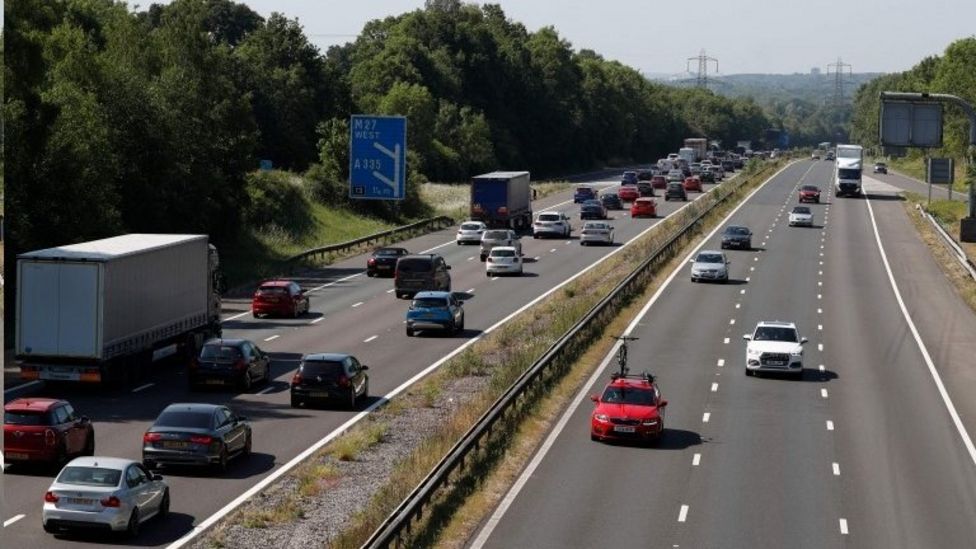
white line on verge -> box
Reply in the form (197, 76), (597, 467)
(132, 383), (154, 393)
(4, 514), (26, 527)
(863, 195), (976, 468)
(263, 335), (279, 342)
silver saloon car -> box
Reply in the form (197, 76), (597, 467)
(43, 456), (169, 537)
(580, 221), (614, 245)
(690, 250), (730, 283)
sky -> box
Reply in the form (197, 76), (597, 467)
(237, 0), (976, 76)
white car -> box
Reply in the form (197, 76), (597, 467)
(689, 250), (729, 283)
(533, 211), (571, 239)
(580, 221), (614, 246)
(486, 246), (523, 276)
(43, 456), (169, 537)
(456, 221), (487, 245)
(788, 206), (814, 227)
(743, 321), (807, 378)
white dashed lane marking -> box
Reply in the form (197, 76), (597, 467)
(4, 514), (25, 527)
(833, 462), (841, 476)
(678, 505), (689, 523)
(717, 359), (725, 367)
(702, 412), (711, 423)
(692, 454), (701, 466)
(826, 420), (835, 431)
(821, 388), (829, 398)
(132, 383), (154, 393)
(723, 338), (730, 345)
(352, 302), (364, 308)
(363, 335), (378, 343)
(839, 519), (849, 535)
(711, 383), (718, 392)
(264, 335), (280, 342)
(311, 317), (325, 324)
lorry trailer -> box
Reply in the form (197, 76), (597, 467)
(470, 171), (533, 229)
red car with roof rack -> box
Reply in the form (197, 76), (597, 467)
(590, 372), (667, 444)
(4, 398), (94, 467)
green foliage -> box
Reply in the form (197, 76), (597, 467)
(243, 170), (313, 235)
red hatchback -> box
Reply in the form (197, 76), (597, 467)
(252, 280), (310, 318)
(4, 398), (94, 466)
(799, 185), (821, 203)
(651, 175), (668, 189)
(617, 184), (639, 202)
(591, 373), (667, 444)
(683, 176), (703, 192)
(630, 197), (657, 218)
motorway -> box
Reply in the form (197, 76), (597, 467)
(473, 160), (976, 548)
(1, 168), (736, 546)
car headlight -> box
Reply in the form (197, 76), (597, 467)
(642, 419), (659, 426)
(747, 347), (761, 356)
(594, 414), (609, 423)
(791, 349), (803, 357)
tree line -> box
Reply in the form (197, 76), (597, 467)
(4, 0), (772, 266)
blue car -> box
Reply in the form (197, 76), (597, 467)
(405, 291), (465, 337)
(574, 186), (597, 203)
(621, 171), (639, 185)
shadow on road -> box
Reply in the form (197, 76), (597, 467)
(50, 512), (197, 546)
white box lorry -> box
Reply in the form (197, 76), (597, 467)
(16, 234), (222, 386)
(834, 144), (864, 197)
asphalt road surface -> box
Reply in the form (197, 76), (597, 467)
(473, 160), (976, 549)
(2, 168), (738, 547)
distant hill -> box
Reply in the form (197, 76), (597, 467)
(649, 72), (884, 105)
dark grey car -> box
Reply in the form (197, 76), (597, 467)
(720, 225), (753, 250)
(290, 353), (369, 409)
(142, 403), (251, 473)
(664, 182), (688, 201)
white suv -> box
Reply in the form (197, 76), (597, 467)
(533, 211), (571, 239)
(742, 321), (807, 379)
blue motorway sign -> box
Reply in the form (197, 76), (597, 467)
(349, 115), (407, 200)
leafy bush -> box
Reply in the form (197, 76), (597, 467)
(243, 170), (314, 235)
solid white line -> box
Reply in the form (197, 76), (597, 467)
(4, 514), (26, 527)
(257, 386), (275, 395)
(3, 380), (43, 397)
(833, 462), (841, 476)
(132, 383), (154, 393)
(363, 335), (378, 343)
(352, 301), (364, 308)
(176, 177), (729, 549)
(826, 420), (835, 431)
(711, 383), (718, 392)
(839, 518), (849, 535)
(263, 335), (280, 342)
(702, 412), (711, 423)
(692, 453), (701, 466)
(717, 359), (725, 367)
(311, 317), (326, 324)
(863, 195), (976, 468)
(821, 388), (829, 399)
(678, 505), (689, 522)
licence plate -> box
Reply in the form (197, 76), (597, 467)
(768, 361), (786, 366)
(378, 265), (391, 270)
(206, 379), (224, 385)
(162, 441), (191, 449)
(311, 391), (331, 398)
(5, 452), (29, 460)
(66, 498), (96, 505)
(41, 370), (80, 381)
(613, 426), (636, 433)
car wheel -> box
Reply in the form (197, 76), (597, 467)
(292, 303), (300, 318)
(263, 363), (271, 384)
(581, 241), (587, 246)
(241, 372), (253, 391)
(43, 521), (56, 534)
(348, 389), (358, 410)
(362, 380), (369, 402)
(447, 320), (457, 335)
(406, 327), (414, 337)
(458, 315), (465, 332)
(480, 255), (486, 262)
(290, 395), (302, 408)
(215, 446), (229, 474)
(590, 433), (599, 442)
(159, 489), (170, 517)
(243, 432), (252, 456)
(745, 368), (753, 377)
(83, 431), (95, 456)
(143, 459), (157, 471)
(366, 271), (375, 277)
(125, 508), (140, 539)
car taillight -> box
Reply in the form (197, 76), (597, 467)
(45, 491), (59, 503)
(338, 375), (350, 388)
(143, 432), (162, 443)
(45, 429), (56, 447)
(190, 435), (212, 445)
(291, 372), (302, 385)
(368, 258), (376, 266)
(100, 496), (121, 508)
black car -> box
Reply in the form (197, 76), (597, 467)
(637, 169), (653, 181)
(721, 159), (735, 172)
(367, 247), (409, 277)
(189, 339), (271, 391)
(699, 170), (716, 183)
(637, 181), (654, 197)
(600, 192), (624, 210)
(290, 353), (369, 409)
(720, 225), (753, 250)
(664, 182), (688, 201)
(143, 403), (251, 473)
(580, 199), (608, 220)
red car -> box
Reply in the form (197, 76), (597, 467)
(252, 279), (310, 318)
(617, 184), (639, 202)
(630, 197), (657, 218)
(799, 185), (821, 203)
(4, 398), (94, 467)
(651, 175), (668, 189)
(683, 176), (703, 192)
(591, 373), (667, 444)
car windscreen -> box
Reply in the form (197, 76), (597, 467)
(4, 410), (53, 426)
(696, 253), (724, 263)
(838, 168), (861, 179)
(200, 345), (242, 361)
(484, 230), (509, 239)
(301, 361), (345, 378)
(491, 248), (517, 257)
(154, 410), (213, 429)
(396, 258), (432, 273)
(793, 207), (811, 214)
(57, 466), (123, 487)
(460, 223), (483, 231)
(801, 186), (819, 192)
(257, 286), (287, 296)
(754, 327), (798, 342)
(537, 214), (560, 222)
(412, 297), (449, 308)
(725, 227), (749, 235)
(601, 194), (618, 201)
(374, 248), (404, 256)
(585, 223), (608, 230)
(601, 388), (656, 406)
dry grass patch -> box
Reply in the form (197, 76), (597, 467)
(239, 497), (305, 529)
(331, 421), (388, 462)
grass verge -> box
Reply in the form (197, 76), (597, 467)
(326, 159), (786, 548)
(881, 156), (969, 193)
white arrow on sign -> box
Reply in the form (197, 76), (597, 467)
(372, 142), (401, 198)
